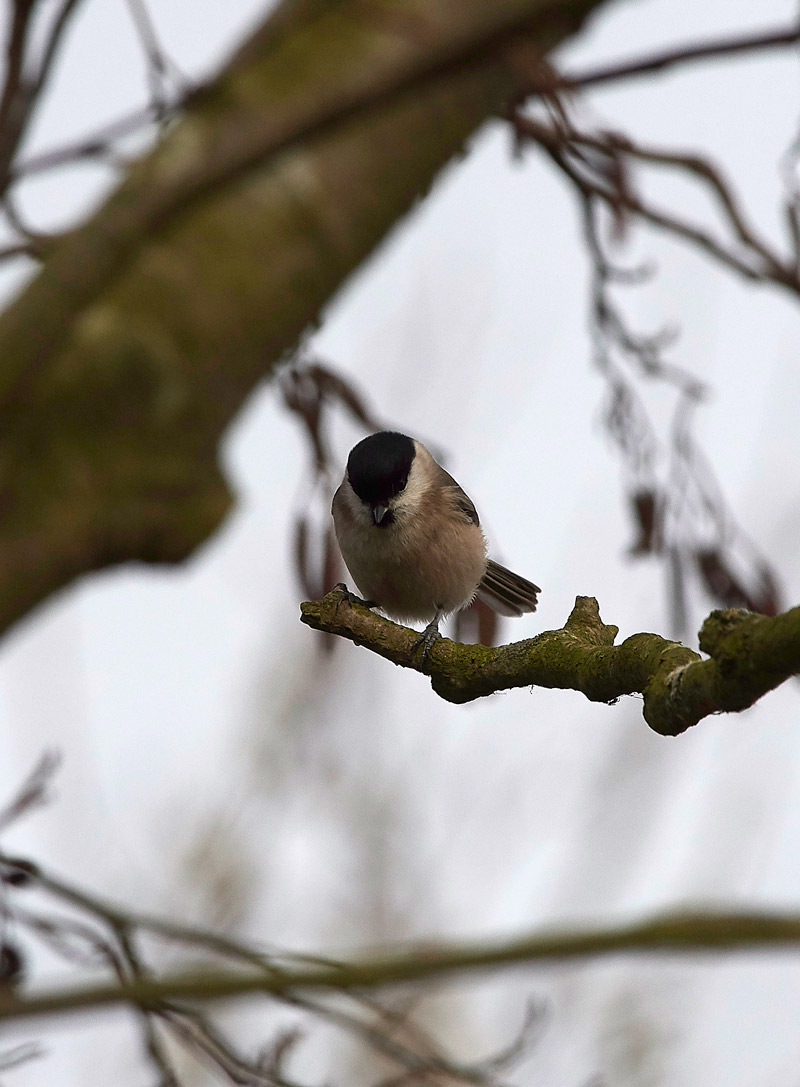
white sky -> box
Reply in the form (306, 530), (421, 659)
(1, 0), (799, 1083)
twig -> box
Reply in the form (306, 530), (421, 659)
(123, 0), (188, 119)
(573, 129), (789, 277)
(513, 115), (800, 294)
(7, 21), (799, 190)
(561, 23), (800, 91)
(0, 0), (37, 152)
(12, 101), (182, 181)
(512, 108), (788, 625)
(115, 925), (180, 1087)
(0, 0), (84, 192)
(0, 1042), (44, 1073)
(159, 1007), (305, 1086)
(0, 751), (61, 835)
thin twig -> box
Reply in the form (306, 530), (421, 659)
(0, 751), (61, 835)
(123, 0), (188, 119)
(0, 853), (285, 973)
(0, 0), (36, 148)
(115, 925), (180, 1087)
(579, 130), (786, 271)
(0, 0), (85, 192)
(0, 1042), (44, 1074)
(517, 107), (786, 625)
(11, 102), (174, 180)
(160, 1009), (307, 1086)
(562, 23), (800, 91)
(513, 114), (800, 292)
(4, 20), (797, 192)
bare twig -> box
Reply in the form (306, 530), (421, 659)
(573, 129), (791, 278)
(0, 751), (61, 835)
(0, 1042), (44, 1073)
(512, 106), (787, 628)
(513, 114), (800, 294)
(562, 23), (800, 91)
(159, 1007), (307, 1086)
(0, 0), (84, 192)
(11, 101), (174, 180)
(123, 0), (188, 119)
(114, 925), (180, 1087)
(5, 20), (797, 193)
(0, 0), (38, 157)
(0, 238), (38, 263)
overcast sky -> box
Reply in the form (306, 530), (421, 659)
(1, 0), (799, 1084)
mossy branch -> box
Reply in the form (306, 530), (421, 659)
(5, 908), (800, 1024)
(300, 588), (800, 735)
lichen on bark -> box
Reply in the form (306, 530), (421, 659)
(301, 588), (800, 735)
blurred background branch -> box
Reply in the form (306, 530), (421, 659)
(7, 844), (800, 1028)
(0, 758), (544, 1086)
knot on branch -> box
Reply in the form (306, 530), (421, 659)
(563, 595), (619, 645)
(698, 607), (758, 657)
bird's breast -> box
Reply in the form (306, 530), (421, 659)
(333, 488), (486, 621)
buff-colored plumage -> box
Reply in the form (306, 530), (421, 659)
(333, 442), (486, 620)
(332, 437), (539, 626)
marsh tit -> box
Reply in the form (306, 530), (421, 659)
(331, 431), (540, 657)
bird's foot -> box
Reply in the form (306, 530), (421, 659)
(411, 613), (442, 666)
(332, 583), (376, 613)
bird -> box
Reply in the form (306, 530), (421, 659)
(331, 431), (540, 659)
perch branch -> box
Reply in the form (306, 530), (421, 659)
(300, 588), (800, 735)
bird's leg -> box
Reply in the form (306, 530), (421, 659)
(411, 608), (443, 665)
(333, 583), (377, 613)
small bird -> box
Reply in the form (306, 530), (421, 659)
(331, 431), (540, 658)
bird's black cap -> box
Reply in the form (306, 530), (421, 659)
(346, 431), (415, 504)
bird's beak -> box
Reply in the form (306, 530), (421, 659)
(371, 503), (390, 526)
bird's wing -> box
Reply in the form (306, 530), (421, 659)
(437, 468), (480, 526)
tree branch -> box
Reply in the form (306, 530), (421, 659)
(300, 588), (800, 735)
(6, 908), (800, 1025)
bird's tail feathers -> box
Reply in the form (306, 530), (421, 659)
(477, 559), (540, 617)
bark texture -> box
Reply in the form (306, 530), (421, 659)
(301, 589), (800, 734)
